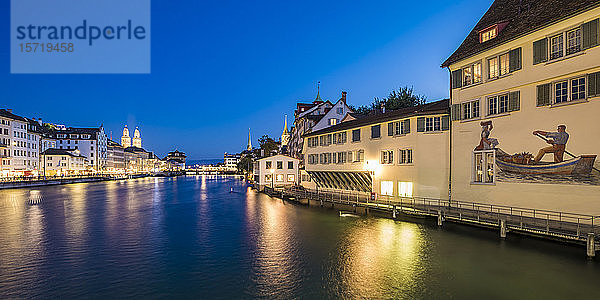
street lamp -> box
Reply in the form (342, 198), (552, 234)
(270, 168), (274, 189)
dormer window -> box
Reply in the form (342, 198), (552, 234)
(480, 26), (498, 43)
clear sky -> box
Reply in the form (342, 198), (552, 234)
(0, 0), (493, 159)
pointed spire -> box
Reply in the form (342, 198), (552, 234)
(247, 128), (252, 151)
(283, 115), (289, 134)
(315, 81), (322, 101)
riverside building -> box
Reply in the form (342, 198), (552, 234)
(302, 99), (450, 199)
(253, 154), (300, 191)
(52, 126), (108, 172)
(442, 0), (600, 215)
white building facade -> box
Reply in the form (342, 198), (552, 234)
(253, 154), (300, 190)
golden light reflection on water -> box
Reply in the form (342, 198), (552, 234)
(334, 219), (426, 298)
(245, 192), (302, 298)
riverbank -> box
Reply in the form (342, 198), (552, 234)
(0, 174), (151, 190)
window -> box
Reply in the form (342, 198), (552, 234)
(571, 77), (586, 101)
(380, 150), (393, 164)
(473, 151), (495, 183)
(265, 161), (272, 169)
(554, 81), (568, 103)
(488, 57), (499, 78)
(398, 182), (413, 197)
(487, 94), (508, 116)
(461, 100), (480, 120)
(480, 26), (497, 43)
(567, 28), (582, 55)
(277, 161), (283, 169)
(326, 134), (332, 146)
(336, 107), (344, 114)
(399, 149), (413, 164)
(371, 125), (381, 139)
(287, 174), (295, 182)
(381, 181), (394, 196)
(499, 53), (509, 76)
(336, 152), (347, 164)
(333, 132), (347, 144)
(389, 119), (410, 136)
(265, 174), (272, 183)
(328, 118), (337, 126)
(287, 161), (294, 169)
(352, 150), (364, 162)
(425, 117), (441, 132)
(550, 34), (564, 60)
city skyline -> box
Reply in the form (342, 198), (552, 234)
(0, 0), (494, 159)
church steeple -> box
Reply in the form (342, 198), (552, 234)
(280, 115), (290, 147)
(121, 125), (131, 148)
(247, 128), (252, 151)
(315, 81), (322, 101)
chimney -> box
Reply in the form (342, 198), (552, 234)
(7, 109), (12, 113)
(341, 91), (347, 103)
(38, 118), (42, 125)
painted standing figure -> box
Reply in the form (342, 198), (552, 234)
(475, 121), (499, 151)
(533, 125), (569, 163)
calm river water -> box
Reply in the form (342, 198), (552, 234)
(0, 176), (599, 299)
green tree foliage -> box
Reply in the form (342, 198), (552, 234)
(350, 86), (426, 115)
(258, 135), (279, 156)
(237, 155), (253, 173)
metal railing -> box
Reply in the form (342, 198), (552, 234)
(283, 186), (600, 241)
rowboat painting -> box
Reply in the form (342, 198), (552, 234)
(495, 155), (597, 175)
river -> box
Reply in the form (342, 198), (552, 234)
(0, 176), (598, 299)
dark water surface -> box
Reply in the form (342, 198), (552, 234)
(0, 176), (599, 299)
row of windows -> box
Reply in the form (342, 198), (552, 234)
(380, 149), (413, 165)
(264, 174), (295, 183)
(455, 19), (599, 89)
(380, 181), (413, 197)
(0, 120), (10, 125)
(310, 116), (448, 148)
(264, 161), (295, 170)
(536, 74), (598, 106)
(1, 129), (8, 135)
(307, 150), (365, 165)
(453, 91), (520, 121)
(12, 150), (37, 158)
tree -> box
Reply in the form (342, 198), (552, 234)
(237, 155), (253, 173)
(350, 86), (426, 115)
(258, 135), (279, 156)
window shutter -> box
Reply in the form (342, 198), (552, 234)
(441, 115), (450, 131)
(509, 47), (522, 72)
(388, 122), (394, 136)
(451, 69), (462, 89)
(509, 91), (520, 111)
(536, 84), (551, 106)
(589, 72), (597, 97)
(582, 19), (599, 50)
(533, 39), (548, 65)
(402, 119), (410, 134)
(416, 117), (425, 132)
(451, 104), (462, 121)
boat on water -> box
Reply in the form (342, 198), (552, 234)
(495, 155), (597, 175)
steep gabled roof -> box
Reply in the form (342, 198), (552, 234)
(442, 0), (600, 67)
(0, 109), (27, 122)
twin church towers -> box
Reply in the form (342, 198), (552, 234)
(121, 125), (142, 148)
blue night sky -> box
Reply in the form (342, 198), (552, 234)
(0, 0), (493, 159)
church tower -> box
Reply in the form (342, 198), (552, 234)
(280, 115), (290, 151)
(247, 128), (252, 151)
(121, 125), (131, 148)
(133, 127), (142, 148)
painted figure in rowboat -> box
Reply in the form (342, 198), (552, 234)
(491, 124), (597, 175)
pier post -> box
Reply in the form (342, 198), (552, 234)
(500, 219), (507, 238)
(392, 205), (397, 219)
(587, 233), (595, 258)
(437, 211), (443, 226)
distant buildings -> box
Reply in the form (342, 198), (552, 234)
(224, 152), (241, 172)
(0, 109), (184, 178)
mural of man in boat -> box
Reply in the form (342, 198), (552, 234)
(532, 125), (569, 163)
(492, 123), (598, 176)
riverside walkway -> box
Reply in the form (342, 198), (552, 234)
(275, 186), (599, 258)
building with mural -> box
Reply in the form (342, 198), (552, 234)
(302, 99), (450, 199)
(442, 0), (600, 215)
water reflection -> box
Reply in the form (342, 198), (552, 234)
(0, 177), (598, 299)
